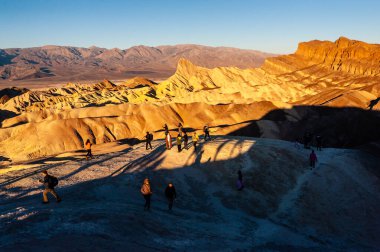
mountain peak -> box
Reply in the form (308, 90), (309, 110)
(175, 58), (199, 76)
(335, 36), (357, 48)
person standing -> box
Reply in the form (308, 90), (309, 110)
(183, 131), (188, 149)
(178, 123), (183, 136)
(193, 131), (199, 151)
(40, 170), (61, 204)
(163, 124), (169, 136)
(146, 131), (153, 150)
(141, 178), (152, 210)
(176, 134), (182, 152)
(85, 139), (93, 160)
(204, 125), (211, 141)
(166, 132), (172, 150)
(165, 183), (177, 210)
(309, 150), (318, 169)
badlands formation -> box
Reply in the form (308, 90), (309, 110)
(0, 37), (379, 162)
(0, 37), (379, 251)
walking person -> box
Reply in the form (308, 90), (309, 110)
(237, 170), (244, 191)
(183, 131), (188, 149)
(85, 139), (93, 160)
(203, 125), (211, 141)
(309, 150), (318, 169)
(177, 134), (182, 152)
(193, 131), (199, 151)
(165, 183), (177, 210)
(141, 178), (152, 211)
(145, 131), (153, 150)
(40, 170), (61, 204)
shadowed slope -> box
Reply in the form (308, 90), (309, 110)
(0, 137), (379, 251)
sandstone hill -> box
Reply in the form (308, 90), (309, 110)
(0, 37), (379, 162)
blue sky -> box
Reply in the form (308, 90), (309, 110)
(1, 0), (379, 53)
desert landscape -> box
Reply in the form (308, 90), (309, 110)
(1, 37), (379, 162)
(0, 36), (379, 251)
(1, 0), (380, 250)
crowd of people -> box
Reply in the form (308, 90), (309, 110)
(160, 123), (204, 152)
(40, 125), (324, 211)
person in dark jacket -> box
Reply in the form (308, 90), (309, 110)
(178, 123), (183, 136)
(165, 183), (177, 210)
(203, 125), (211, 141)
(141, 178), (152, 210)
(309, 150), (318, 169)
(146, 132), (153, 150)
(163, 124), (169, 136)
(183, 131), (188, 149)
(40, 170), (61, 204)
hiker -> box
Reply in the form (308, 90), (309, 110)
(176, 134), (182, 152)
(163, 124), (169, 136)
(183, 131), (188, 149)
(178, 123), (183, 136)
(165, 183), (177, 210)
(141, 178), (152, 210)
(166, 132), (172, 150)
(85, 139), (93, 160)
(309, 150), (318, 169)
(193, 131), (199, 151)
(40, 170), (61, 204)
(316, 135), (322, 151)
(146, 131), (153, 150)
(237, 170), (244, 191)
(203, 125), (211, 141)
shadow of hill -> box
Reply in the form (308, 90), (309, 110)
(1, 137), (379, 250)
(0, 109), (18, 127)
(228, 105), (380, 149)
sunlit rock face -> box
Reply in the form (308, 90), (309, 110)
(1, 37), (380, 162)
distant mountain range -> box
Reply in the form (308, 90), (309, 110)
(0, 44), (275, 84)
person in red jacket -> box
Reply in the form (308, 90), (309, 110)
(309, 150), (318, 169)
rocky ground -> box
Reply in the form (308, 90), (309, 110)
(0, 136), (379, 251)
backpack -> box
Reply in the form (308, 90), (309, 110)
(149, 133), (154, 141)
(49, 176), (59, 187)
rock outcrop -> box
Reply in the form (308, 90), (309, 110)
(295, 37), (380, 76)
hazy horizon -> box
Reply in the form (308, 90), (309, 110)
(0, 42), (281, 53)
(1, 0), (380, 54)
